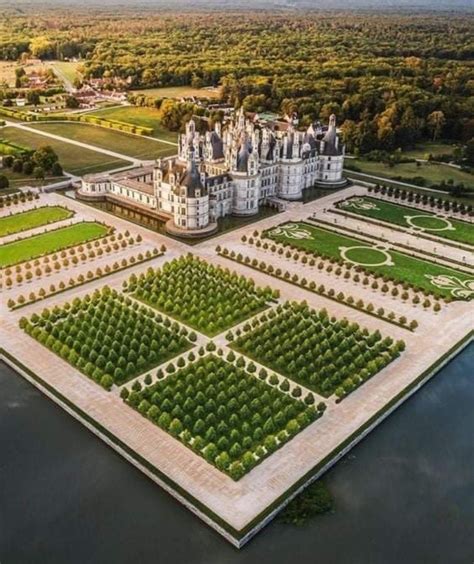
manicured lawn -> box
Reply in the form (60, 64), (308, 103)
(22, 287), (191, 389)
(126, 255), (277, 336)
(265, 221), (474, 300)
(30, 122), (176, 160)
(337, 197), (474, 246)
(348, 158), (474, 190)
(0, 205), (73, 237)
(0, 221), (109, 266)
(124, 354), (318, 480)
(86, 106), (178, 142)
(0, 127), (129, 175)
(131, 85), (221, 99)
(231, 302), (403, 399)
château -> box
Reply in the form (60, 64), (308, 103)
(79, 108), (346, 236)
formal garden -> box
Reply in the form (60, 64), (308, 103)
(217, 246), (420, 328)
(336, 196), (474, 246)
(0, 221), (110, 267)
(229, 302), (405, 399)
(0, 205), (74, 237)
(122, 354), (320, 480)
(265, 222), (474, 301)
(20, 287), (191, 389)
(124, 254), (278, 336)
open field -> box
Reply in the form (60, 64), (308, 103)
(266, 221), (474, 300)
(348, 158), (474, 190)
(0, 205), (73, 237)
(86, 106), (178, 142)
(0, 61), (17, 87)
(30, 122), (176, 160)
(337, 197), (474, 246)
(0, 127), (129, 175)
(401, 142), (458, 160)
(131, 86), (221, 99)
(48, 61), (82, 84)
(0, 221), (109, 267)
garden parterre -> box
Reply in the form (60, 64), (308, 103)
(126, 254), (278, 336)
(21, 287), (191, 389)
(230, 302), (405, 399)
(0, 205), (74, 238)
(123, 354), (320, 480)
(336, 196), (474, 246)
(265, 221), (474, 301)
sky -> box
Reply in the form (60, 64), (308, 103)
(3, 0), (474, 9)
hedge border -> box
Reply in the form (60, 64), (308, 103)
(9, 250), (164, 311)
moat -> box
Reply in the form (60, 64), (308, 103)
(1, 344), (473, 563)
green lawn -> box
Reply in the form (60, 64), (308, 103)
(337, 197), (474, 246)
(0, 206), (73, 237)
(0, 221), (109, 266)
(131, 85), (221, 99)
(30, 122), (176, 160)
(348, 158), (474, 190)
(0, 127), (129, 175)
(49, 61), (82, 84)
(265, 221), (474, 300)
(401, 142), (457, 160)
(86, 106), (178, 142)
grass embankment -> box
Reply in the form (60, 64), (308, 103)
(266, 221), (474, 300)
(337, 196), (474, 246)
(30, 122), (176, 160)
(0, 221), (109, 266)
(0, 206), (73, 237)
(86, 106), (178, 142)
(0, 127), (129, 175)
(348, 158), (474, 190)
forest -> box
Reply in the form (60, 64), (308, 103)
(0, 7), (473, 152)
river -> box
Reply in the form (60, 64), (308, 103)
(1, 344), (473, 564)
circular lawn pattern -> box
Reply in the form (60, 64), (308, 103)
(404, 214), (455, 232)
(339, 245), (394, 267)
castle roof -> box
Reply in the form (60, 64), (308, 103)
(180, 159), (206, 197)
(236, 139), (251, 172)
(209, 130), (224, 160)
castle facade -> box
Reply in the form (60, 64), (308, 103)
(79, 109), (346, 236)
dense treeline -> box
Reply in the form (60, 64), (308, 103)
(0, 9), (473, 150)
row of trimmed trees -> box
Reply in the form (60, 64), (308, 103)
(124, 254), (278, 335)
(231, 301), (405, 399)
(21, 287), (190, 389)
(122, 354), (320, 480)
